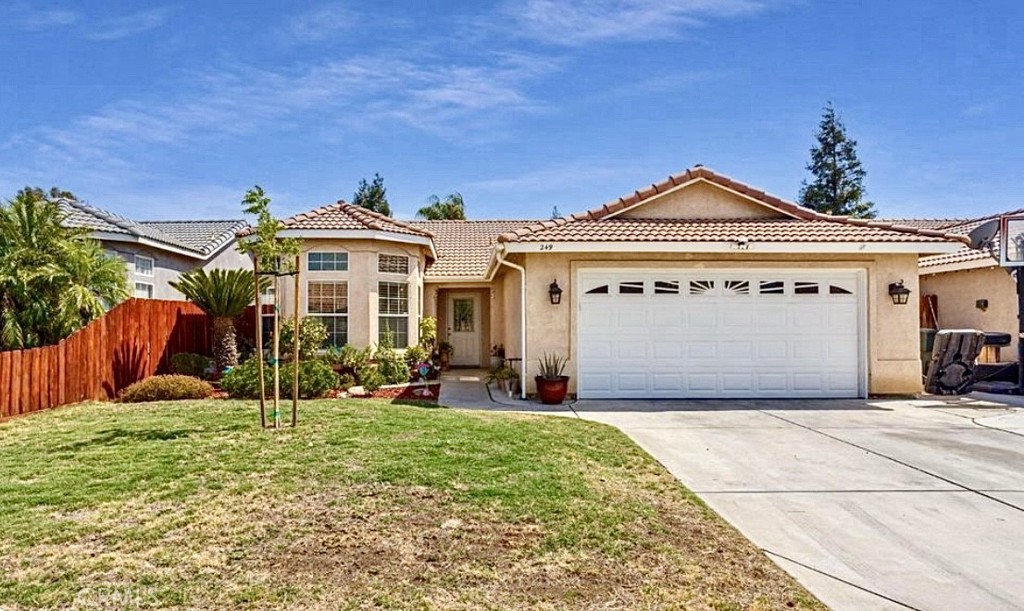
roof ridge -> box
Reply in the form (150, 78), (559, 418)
(140, 219), (246, 224)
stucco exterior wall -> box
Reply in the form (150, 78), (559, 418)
(618, 180), (784, 220)
(274, 238), (426, 348)
(518, 251), (923, 396)
(101, 239), (248, 301)
(920, 266), (1016, 337)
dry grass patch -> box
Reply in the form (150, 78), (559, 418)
(0, 400), (822, 610)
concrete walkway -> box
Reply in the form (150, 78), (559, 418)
(437, 369), (572, 413)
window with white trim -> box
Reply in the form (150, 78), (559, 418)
(378, 281), (409, 348)
(134, 282), (154, 299)
(378, 253), (409, 274)
(307, 281), (348, 347)
(307, 251), (348, 272)
(134, 255), (154, 277)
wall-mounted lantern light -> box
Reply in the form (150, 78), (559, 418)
(888, 280), (911, 305)
(548, 280), (563, 305)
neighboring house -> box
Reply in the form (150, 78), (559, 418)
(58, 199), (250, 300)
(904, 210), (1023, 343)
(243, 166), (965, 399)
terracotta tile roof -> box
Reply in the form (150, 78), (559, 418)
(238, 201), (433, 238)
(411, 220), (541, 279)
(501, 218), (957, 244)
(919, 208), (1024, 270)
(877, 218), (967, 230)
(58, 199), (244, 257)
(498, 166), (969, 246)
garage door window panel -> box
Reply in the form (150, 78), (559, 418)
(618, 281), (644, 295)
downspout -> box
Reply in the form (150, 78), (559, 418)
(494, 245), (527, 399)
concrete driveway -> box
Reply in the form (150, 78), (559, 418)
(573, 397), (1024, 611)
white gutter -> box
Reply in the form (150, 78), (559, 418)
(495, 244), (527, 400)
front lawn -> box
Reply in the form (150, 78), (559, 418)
(0, 400), (821, 610)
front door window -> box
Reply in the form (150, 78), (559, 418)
(454, 298), (474, 332)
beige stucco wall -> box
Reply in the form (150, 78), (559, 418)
(103, 240), (249, 301)
(920, 266), (1016, 337)
(618, 180), (784, 220)
(274, 238), (426, 348)
(517, 251), (923, 396)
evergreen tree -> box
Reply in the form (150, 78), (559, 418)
(799, 103), (876, 218)
(352, 173), (391, 216)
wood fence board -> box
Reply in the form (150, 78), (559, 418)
(0, 298), (220, 418)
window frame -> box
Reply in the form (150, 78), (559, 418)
(306, 251), (349, 272)
(306, 280), (349, 347)
(377, 253), (410, 275)
(134, 281), (154, 299)
(378, 281), (410, 347)
(134, 255), (154, 277)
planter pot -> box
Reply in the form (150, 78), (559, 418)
(535, 376), (569, 405)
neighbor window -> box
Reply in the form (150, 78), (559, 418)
(378, 254), (409, 274)
(134, 282), (154, 299)
(134, 255), (154, 277)
(378, 281), (409, 347)
(307, 251), (348, 272)
(307, 281), (348, 347)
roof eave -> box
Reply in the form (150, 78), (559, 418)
(500, 240), (964, 255)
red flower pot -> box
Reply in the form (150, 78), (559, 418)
(535, 376), (569, 405)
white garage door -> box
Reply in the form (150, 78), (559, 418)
(577, 269), (864, 399)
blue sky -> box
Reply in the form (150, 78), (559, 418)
(1, 1), (1021, 221)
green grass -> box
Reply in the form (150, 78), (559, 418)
(0, 399), (823, 610)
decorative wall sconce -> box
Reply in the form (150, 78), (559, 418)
(548, 280), (563, 305)
(888, 280), (911, 305)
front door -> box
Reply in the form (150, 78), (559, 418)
(447, 293), (481, 367)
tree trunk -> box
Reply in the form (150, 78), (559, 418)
(212, 317), (239, 372)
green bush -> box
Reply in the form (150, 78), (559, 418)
(419, 316), (437, 349)
(338, 373), (356, 390)
(169, 353), (211, 378)
(403, 345), (429, 368)
(279, 317), (329, 359)
(360, 367), (385, 392)
(221, 358), (339, 399)
(375, 331), (409, 385)
(117, 375), (214, 403)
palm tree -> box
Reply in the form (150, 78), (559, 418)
(170, 268), (265, 372)
(416, 193), (466, 220)
(0, 190), (129, 350)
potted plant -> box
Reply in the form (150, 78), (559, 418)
(488, 363), (517, 394)
(438, 341), (454, 371)
(535, 353), (569, 404)
(489, 344), (505, 369)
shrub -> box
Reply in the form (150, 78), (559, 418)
(117, 375), (213, 403)
(360, 367), (385, 392)
(338, 373), (356, 390)
(279, 317), (329, 359)
(169, 353), (211, 378)
(403, 345), (428, 368)
(325, 344), (372, 373)
(221, 358), (339, 399)
(419, 316), (437, 349)
(375, 331), (409, 385)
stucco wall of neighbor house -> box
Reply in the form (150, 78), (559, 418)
(273, 238), (426, 348)
(617, 180), (784, 220)
(518, 251), (924, 396)
(102, 239), (248, 301)
(920, 266), (1016, 337)
(103, 241), (199, 300)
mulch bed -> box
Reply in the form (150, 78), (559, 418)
(367, 383), (440, 402)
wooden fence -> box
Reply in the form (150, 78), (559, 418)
(0, 299), (223, 419)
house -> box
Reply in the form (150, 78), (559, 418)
(906, 210), (1022, 352)
(243, 166), (966, 399)
(58, 199), (250, 300)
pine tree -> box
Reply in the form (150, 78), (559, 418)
(799, 103), (876, 218)
(352, 173), (391, 217)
